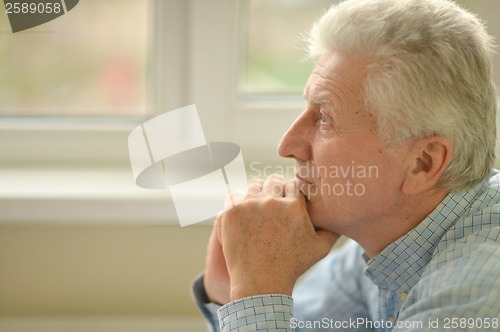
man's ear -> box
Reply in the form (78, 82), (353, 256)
(402, 136), (453, 195)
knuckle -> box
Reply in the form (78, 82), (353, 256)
(248, 178), (264, 185)
(259, 196), (282, 209)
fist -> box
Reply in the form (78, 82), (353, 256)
(217, 174), (339, 301)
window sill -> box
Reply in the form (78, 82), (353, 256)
(0, 166), (180, 225)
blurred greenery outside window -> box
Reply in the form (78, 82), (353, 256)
(0, 0), (149, 117)
(238, 0), (334, 98)
(239, 0), (500, 99)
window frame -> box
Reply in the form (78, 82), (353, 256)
(0, 0), (182, 167)
(0, 0), (308, 167)
(187, 0), (306, 165)
(0, 0), (189, 225)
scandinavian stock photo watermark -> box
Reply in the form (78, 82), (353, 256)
(249, 161), (380, 197)
(290, 317), (423, 330)
(289, 317), (499, 330)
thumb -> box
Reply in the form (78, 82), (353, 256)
(214, 211), (224, 243)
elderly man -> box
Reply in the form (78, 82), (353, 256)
(192, 0), (500, 331)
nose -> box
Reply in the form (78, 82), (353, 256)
(277, 110), (312, 162)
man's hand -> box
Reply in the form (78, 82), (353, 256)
(203, 217), (231, 305)
(203, 190), (247, 305)
(217, 174), (339, 301)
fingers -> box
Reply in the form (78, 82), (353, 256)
(242, 175), (297, 201)
(246, 178), (264, 198)
(284, 179), (299, 198)
(223, 190), (246, 210)
(247, 175), (285, 198)
(214, 211), (223, 243)
(262, 174), (284, 197)
(285, 180), (308, 212)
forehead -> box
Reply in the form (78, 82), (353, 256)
(304, 52), (368, 103)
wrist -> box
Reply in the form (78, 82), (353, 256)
(204, 276), (230, 305)
(229, 278), (294, 301)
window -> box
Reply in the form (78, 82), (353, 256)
(0, 0), (150, 117)
(456, 0), (500, 88)
(238, 0), (334, 98)
(0, 0), (184, 225)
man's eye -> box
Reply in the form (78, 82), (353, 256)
(320, 113), (328, 124)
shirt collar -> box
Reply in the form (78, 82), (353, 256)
(364, 182), (484, 293)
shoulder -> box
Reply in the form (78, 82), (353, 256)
(423, 175), (500, 300)
(404, 175), (500, 318)
(399, 239), (500, 323)
(409, 228), (500, 318)
(435, 171), (500, 258)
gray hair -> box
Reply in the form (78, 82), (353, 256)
(308, 0), (497, 192)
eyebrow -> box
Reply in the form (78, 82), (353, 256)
(304, 96), (331, 105)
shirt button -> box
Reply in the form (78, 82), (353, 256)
(401, 292), (408, 301)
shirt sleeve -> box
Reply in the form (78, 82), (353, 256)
(217, 294), (294, 331)
(214, 239), (374, 332)
(191, 273), (222, 332)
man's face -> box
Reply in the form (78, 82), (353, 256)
(277, 52), (407, 234)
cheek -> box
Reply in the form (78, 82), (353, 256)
(315, 153), (394, 210)
(311, 127), (400, 187)
(314, 147), (381, 186)
(347, 154), (405, 206)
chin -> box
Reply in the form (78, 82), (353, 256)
(306, 201), (346, 234)
(306, 202), (329, 230)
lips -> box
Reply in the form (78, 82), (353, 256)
(295, 174), (319, 198)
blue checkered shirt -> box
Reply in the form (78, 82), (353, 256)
(192, 173), (500, 331)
